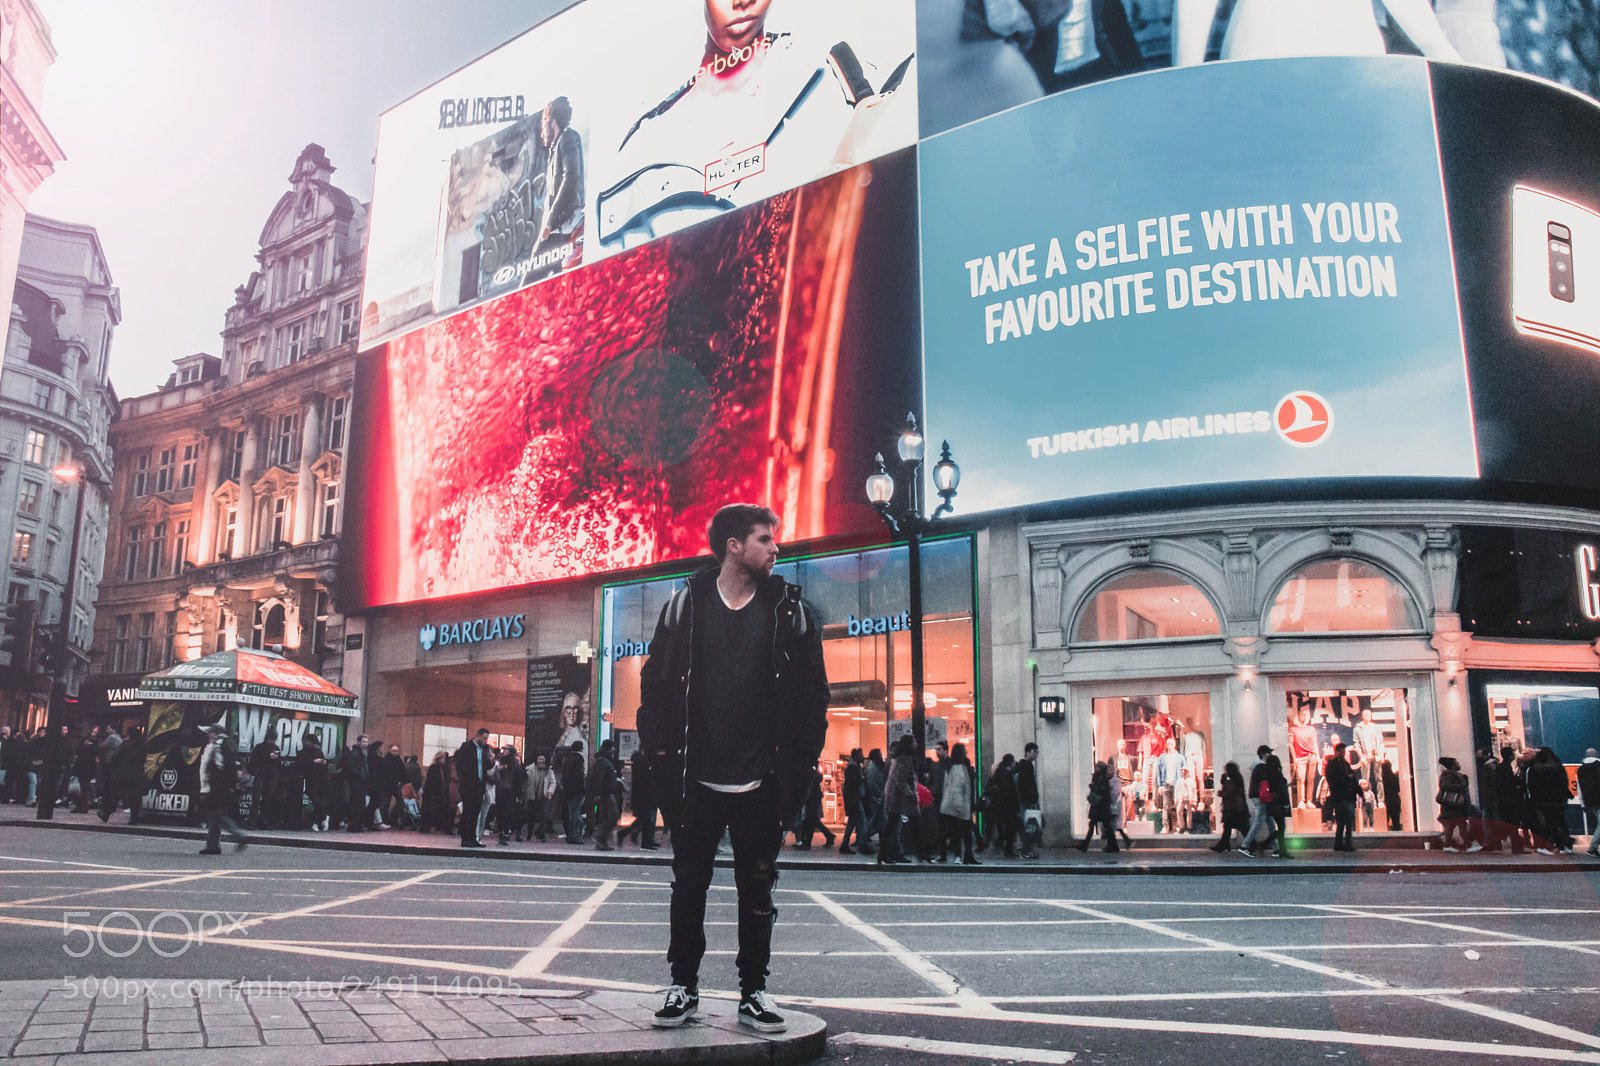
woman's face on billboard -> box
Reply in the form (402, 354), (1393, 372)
(704, 0), (773, 54)
(561, 694), (581, 729)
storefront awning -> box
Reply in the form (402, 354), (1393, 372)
(137, 648), (359, 717)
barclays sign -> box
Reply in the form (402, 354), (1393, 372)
(419, 614), (526, 651)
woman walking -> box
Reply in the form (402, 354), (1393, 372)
(521, 752), (557, 842)
(420, 751), (454, 834)
(986, 754), (1022, 859)
(1210, 761), (1251, 852)
(1077, 761), (1119, 853)
(1436, 756), (1474, 852)
(489, 747), (526, 846)
(938, 743), (979, 864)
(879, 736), (919, 865)
(1527, 747), (1575, 854)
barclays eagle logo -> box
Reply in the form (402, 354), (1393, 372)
(419, 624), (437, 651)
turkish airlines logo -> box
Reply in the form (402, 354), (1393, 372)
(1274, 391), (1334, 447)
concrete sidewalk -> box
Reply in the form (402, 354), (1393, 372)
(0, 980), (825, 1065)
(4, 808), (1597, 875)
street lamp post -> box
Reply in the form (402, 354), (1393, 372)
(47, 464), (93, 733)
(865, 414), (959, 754)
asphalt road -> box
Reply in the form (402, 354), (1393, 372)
(1, 827), (1598, 1065)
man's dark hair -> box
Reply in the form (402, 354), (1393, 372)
(1024, 742), (1039, 755)
(707, 504), (779, 561)
(547, 96), (572, 129)
(1502, 746), (1516, 760)
(476, 728), (490, 738)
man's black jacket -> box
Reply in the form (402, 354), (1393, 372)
(454, 740), (487, 800)
(637, 565), (829, 829)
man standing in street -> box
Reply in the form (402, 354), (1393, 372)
(1325, 741), (1359, 851)
(639, 505), (828, 1034)
(340, 734), (372, 832)
(198, 723), (247, 855)
(1016, 742), (1041, 857)
(454, 728), (491, 848)
(560, 742), (587, 843)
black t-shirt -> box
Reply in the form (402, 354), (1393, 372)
(687, 583), (778, 787)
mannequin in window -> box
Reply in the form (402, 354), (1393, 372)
(1180, 718), (1206, 780)
(1155, 738), (1185, 833)
(1171, 0), (1461, 67)
(1288, 704), (1320, 809)
(1350, 707), (1385, 815)
(1111, 739), (1136, 826)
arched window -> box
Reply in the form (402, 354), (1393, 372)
(259, 603), (286, 649)
(1074, 568), (1221, 642)
(1267, 557), (1421, 633)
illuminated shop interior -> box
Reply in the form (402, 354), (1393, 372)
(600, 537), (978, 826)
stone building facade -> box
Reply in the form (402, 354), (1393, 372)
(0, 215), (118, 731)
(86, 145), (367, 716)
(1, 0), (65, 333)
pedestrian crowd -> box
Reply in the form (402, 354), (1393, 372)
(7, 721), (1597, 861)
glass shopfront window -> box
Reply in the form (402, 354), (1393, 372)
(1285, 688), (1417, 832)
(600, 537), (978, 827)
(1092, 692), (1213, 837)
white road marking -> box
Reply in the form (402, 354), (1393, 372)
(819, 1001), (1600, 1063)
(806, 890), (997, 1013)
(1313, 903), (1600, 956)
(794, 985), (1600, 1009)
(1050, 900), (1600, 1054)
(511, 879), (619, 976)
(833, 1031), (1075, 1062)
(222, 871), (444, 933)
(1047, 900), (1388, 988)
(4, 870), (230, 907)
(0, 855), (138, 870)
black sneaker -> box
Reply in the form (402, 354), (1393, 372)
(737, 990), (786, 1032)
(652, 985), (698, 1028)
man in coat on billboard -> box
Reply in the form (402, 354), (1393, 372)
(454, 729), (491, 848)
(639, 504), (828, 1034)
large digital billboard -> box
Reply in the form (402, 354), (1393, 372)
(344, 150), (922, 608)
(920, 57), (1480, 512)
(346, 2), (1600, 611)
(359, 0), (918, 350)
(914, 0), (1579, 139)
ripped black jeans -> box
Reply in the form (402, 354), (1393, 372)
(668, 778), (782, 994)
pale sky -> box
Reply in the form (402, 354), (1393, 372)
(27, 0), (575, 398)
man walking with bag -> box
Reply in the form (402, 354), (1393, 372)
(639, 505), (828, 1034)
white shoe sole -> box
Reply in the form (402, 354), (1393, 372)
(652, 1004), (697, 1028)
(738, 1013), (787, 1033)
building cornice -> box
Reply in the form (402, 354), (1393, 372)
(1022, 497), (1600, 545)
(0, 63), (64, 171)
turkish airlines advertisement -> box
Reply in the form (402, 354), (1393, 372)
(359, 0), (917, 351)
(919, 57), (1479, 513)
(344, 151), (922, 609)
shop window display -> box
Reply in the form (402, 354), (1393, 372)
(601, 538), (977, 827)
(1076, 569), (1221, 642)
(1285, 689), (1416, 833)
(1268, 558), (1421, 633)
(1091, 693), (1212, 837)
